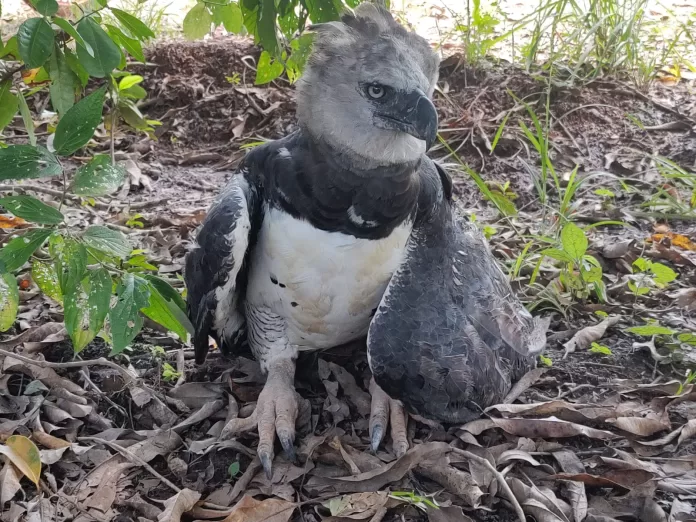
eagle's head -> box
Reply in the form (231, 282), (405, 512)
(297, 3), (440, 167)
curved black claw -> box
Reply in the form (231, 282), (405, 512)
(280, 435), (297, 463)
(259, 451), (273, 480)
(370, 425), (384, 453)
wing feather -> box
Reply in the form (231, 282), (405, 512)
(185, 170), (261, 364)
(367, 159), (549, 423)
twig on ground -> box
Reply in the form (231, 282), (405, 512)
(80, 369), (129, 417)
(0, 349), (136, 384)
(229, 457), (262, 503)
(79, 436), (180, 493)
(173, 348), (186, 389)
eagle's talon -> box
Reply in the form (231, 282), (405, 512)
(370, 425), (384, 453)
(369, 377), (409, 456)
(253, 365), (299, 479)
(259, 451), (274, 480)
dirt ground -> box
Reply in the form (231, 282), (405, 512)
(2, 36), (696, 522)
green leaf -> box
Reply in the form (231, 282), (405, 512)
(183, 3), (213, 40)
(0, 271), (19, 332)
(228, 461), (240, 477)
(589, 342), (612, 356)
(0, 145), (62, 181)
(0, 195), (64, 224)
(539, 354), (552, 367)
(54, 238), (87, 294)
(677, 333), (696, 345)
(29, 0), (58, 16)
(72, 154), (126, 196)
(580, 264), (602, 284)
(625, 325), (677, 336)
(105, 24), (146, 63)
(48, 45), (77, 117)
(0, 80), (19, 133)
(16, 91), (36, 146)
(52, 17), (94, 56)
(0, 229), (53, 272)
(0, 37), (19, 60)
(213, 3), (244, 33)
(141, 277), (192, 340)
(560, 222), (588, 260)
(110, 8), (155, 40)
(32, 261), (62, 303)
(594, 188), (615, 198)
(628, 280), (650, 296)
(304, 0), (340, 23)
(82, 226), (131, 259)
(632, 257), (650, 272)
(17, 18), (54, 68)
(255, 50), (284, 85)
(286, 34), (313, 83)
(541, 248), (572, 263)
(76, 18), (122, 78)
(118, 74), (143, 91)
(256, 0), (278, 53)
(64, 48), (89, 86)
(649, 262), (677, 286)
(64, 267), (111, 353)
(117, 99), (151, 130)
(143, 275), (186, 312)
(53, 85), (106, 155)
(109, 273), (150, 354)
(120, 84), (146, 100)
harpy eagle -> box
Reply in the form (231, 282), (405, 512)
(185, 4), (550, 476)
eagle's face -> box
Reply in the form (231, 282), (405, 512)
(296, 5), (440, 167)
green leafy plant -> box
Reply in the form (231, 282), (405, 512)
(0, 0), (196, 351)
(451, 0), (511, 65)
(389, 491), (439, 511)
(516, 0), (693, 87)
(589, 342), (612, 356)
(181, 0), (354, 84)
(161, 362), (182, 382)
(540, 222), (606, 301)
(228, 461), (241, 478)
(628, 257), (677, 296)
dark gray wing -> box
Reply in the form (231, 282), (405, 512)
(185, 167), (262, 364)
(367, 159), (549, 423)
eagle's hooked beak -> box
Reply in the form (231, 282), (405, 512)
(374, 89), (438, 151)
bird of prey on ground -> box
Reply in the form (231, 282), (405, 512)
(184, 3), (550, 477)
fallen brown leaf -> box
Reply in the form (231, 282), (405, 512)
(463, 417), (621, 440)
(561, 480), (587, 522)
(563, 316), (621, 357)
(307, 442), (449, 494)
(158, 488), (202, 522)
(216, 495), (295, 522)
(427, 505), (476, 522)
(0, 463), (22, 505)
(322, 492), (389, 519)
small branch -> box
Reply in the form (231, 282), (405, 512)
(80, 368), (129, 417)
(79, 436), (180, 493)
(452, 448), (526, 522)
(0, 349), (136, 384)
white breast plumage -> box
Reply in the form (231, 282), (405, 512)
(245, 206), (412, 349)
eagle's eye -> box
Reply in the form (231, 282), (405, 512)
(367, 84), (385, 99)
